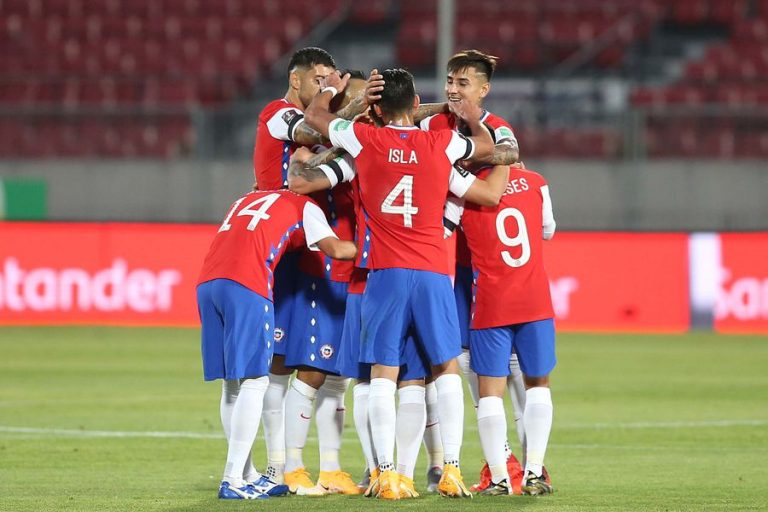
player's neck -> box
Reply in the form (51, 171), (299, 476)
(384, 113), (414, 127)
(284, 89), (305, 111)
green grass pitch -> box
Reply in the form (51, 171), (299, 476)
(1, 327), (767, 511)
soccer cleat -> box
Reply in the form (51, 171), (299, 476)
(284, 467), (327, 496)
(363, 468), (380, 497)
(247, 474), (290, 497)
(356, 468), (371, 491)
(470, 461), (492, 492)
(521, 471), (554, 496)
(376, 469), (400, 500)
(218, 481), (269, 500)
(318, 470), (363, 495)
(437, 464), (472, 498)
(479, 478), (512, 496)
(471, 453), (523, 493)
(398, 475), (420, 498)
(426, 466), (442, 493)
(542, 466), (552, 485)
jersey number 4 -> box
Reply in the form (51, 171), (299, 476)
(381, 175), (419, 227)
(219, 193), (281, 232)
(496, 207), (530, 267)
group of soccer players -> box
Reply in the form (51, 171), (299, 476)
(196, 46), (557, 500)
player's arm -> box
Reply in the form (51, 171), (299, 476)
(288, 147), (355, 195)
(541, 184), (556, 240)
(302, 201), (357, 260)
(448, 163), (509, 207)
(470, 140), (520, 166)
(304, 72), (351, 139)
(292, 121), (328, 146)
(449, 100), (494, 161)
(413, 102), (449, 125)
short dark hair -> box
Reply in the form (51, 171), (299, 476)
(377, 68), (415, 117)
(287, 47), (335, 75)
(447, 50), (498, 81)
(338, 69), (366, 80)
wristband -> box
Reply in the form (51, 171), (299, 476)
(321, 86), (339, 97)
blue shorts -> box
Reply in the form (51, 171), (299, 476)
(470, 318), (556, 378)
(336, 293), (429, 381)
(360, 268), (461, 369)
(272, 251), (300, 356)
(454, 264), (473, 350)
(285, 272), (347, 373)
(197, 279), (274, 381)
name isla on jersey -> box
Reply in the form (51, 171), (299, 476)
(388, 148), (419, 164)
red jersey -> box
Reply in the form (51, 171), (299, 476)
(347, 267), (369, 295)
(421, 110), (518, 267)
(328, 119), (477, 274)
(253, 99), (305, 189)
(461, 167), (557, 329)
(298, 182), (356, 282)
(198, 190), (337, 300)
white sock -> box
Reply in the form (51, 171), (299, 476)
(316, 375), (349, 472)
(261, 373), (290, 477)
(222, 377), (269, 485)
(368, 378), (397, 469)
(508, 354), (527, 463)
(477, 396), (508, 484)
(524, 387), (553, 477)
(422, 381), (443, 469)
(457, 350), (480, 408)
(435, 373), (464, 465)
(396, 385), (426, 479)
(353, 382), (377, 472)
(284, 378), (317, 473)
(220, 380), (260, 482)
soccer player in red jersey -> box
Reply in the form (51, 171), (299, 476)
(196, 189), (355, 500)
(427, 50), (529, 490)
(302, 68), (506, 499)
(461, 164), (557, 496)
(252, 48), (379, 486)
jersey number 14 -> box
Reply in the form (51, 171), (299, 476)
(219, 193), (281, 233)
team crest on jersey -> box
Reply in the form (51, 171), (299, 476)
(274, 328), (285, 342)
(319, 344), (334, 359)
(399, 133), (408, 139)
(334, 120), (351, 131)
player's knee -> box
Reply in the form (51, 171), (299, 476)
(523, 375), (550, 389)
(270, 354), (292, 376)
(240, 376), (269, 392)
(321, 374), (350, 395)
(297, 368), (326, 389)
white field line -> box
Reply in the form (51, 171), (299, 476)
(0, 419), (765, 441)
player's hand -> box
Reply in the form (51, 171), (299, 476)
(367, 106), (385, 127)
(365, 68), (385, 105)
(324, 71), (350, 94)
(290, 146), (313, 164)
(448, 98), (482, 124)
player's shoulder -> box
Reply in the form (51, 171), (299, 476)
(259, 98), (300, 120)
(512, 167), (547, 187)
(420, 112), (453, 131)
(482, 110), (513, 130)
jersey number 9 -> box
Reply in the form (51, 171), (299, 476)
(495, 207), (530, 267)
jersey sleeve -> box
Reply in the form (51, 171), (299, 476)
(328, 118), (364, 157)
(265, 107), (305, 142)
(317, 153), (357, 187)
(443, 195), (465, 238)
(493, 124), (518, 148)
(444, 131), (475, 164)
(418, 115), (434, 131)
(541, 184), (556, 240)
(302, 201), (338, 250)
(447, 165), (477, 198)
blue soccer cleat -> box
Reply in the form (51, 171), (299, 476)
(218, 480), (269, 500)
(248, 474), (290, 497)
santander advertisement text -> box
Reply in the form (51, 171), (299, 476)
(0, 222), (765, 333)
